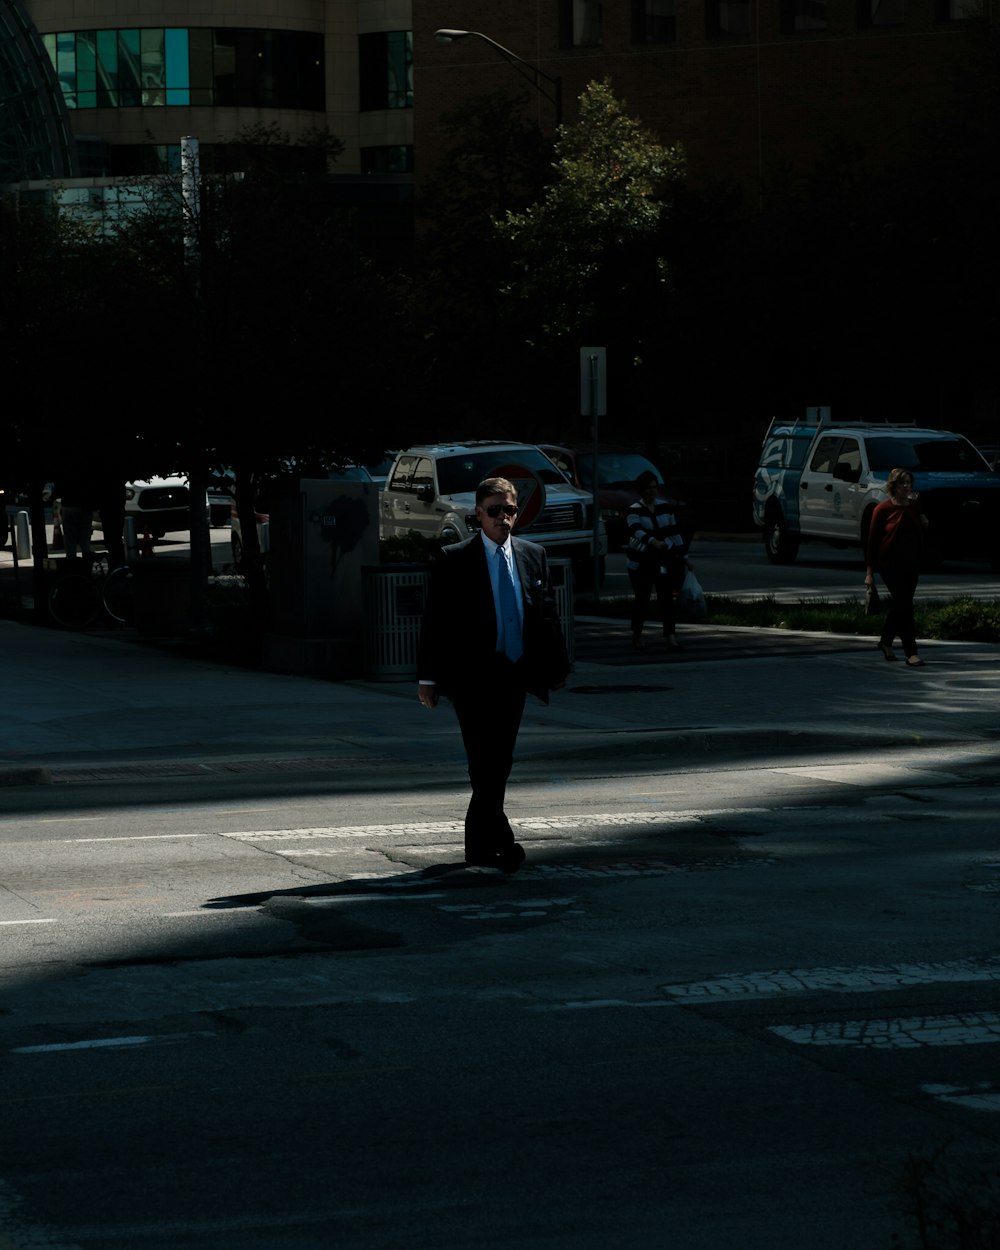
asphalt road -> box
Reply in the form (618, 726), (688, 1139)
(3, 740), (1000, 1248)
(1, 522), (998, 1249)
(602, 537), (1000, 603)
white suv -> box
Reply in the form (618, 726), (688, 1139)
(380, 442), (605, 577)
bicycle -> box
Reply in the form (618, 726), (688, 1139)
(46, 553), (134, 629)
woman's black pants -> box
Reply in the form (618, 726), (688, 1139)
(879, 569), (918, 656)
(628, 564), (676, 637)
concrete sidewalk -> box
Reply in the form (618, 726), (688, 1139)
(1, 614), (998, 789)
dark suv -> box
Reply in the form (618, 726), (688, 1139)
(540, 445), (689, 551)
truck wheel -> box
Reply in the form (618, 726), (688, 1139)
(763, 514), (799, 564)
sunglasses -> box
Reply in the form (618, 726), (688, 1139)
(483, 504), (518, 518)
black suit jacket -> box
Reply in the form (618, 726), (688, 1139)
(418, 534), (570, 704)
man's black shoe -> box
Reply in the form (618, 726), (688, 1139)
(465, 852), (502, 869)
(497, 843), (526, 874)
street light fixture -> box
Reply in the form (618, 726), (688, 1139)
(434, 28), (562, 126)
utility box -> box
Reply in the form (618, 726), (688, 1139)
(263, 479), (379, 678)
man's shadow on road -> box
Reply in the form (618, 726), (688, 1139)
(203, 861), (514, 910)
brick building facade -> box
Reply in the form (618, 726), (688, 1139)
(414, 0), (988, 195)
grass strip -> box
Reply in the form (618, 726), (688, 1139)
(578, 594), (1000, 644)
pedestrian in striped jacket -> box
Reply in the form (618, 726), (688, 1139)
(625, 470), (689, 652)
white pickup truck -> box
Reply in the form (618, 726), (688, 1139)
(752, 417), (1000, 569)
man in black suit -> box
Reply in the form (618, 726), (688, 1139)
(418, 476), (570, 872)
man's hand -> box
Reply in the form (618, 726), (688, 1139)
(418, 683), (439, 709)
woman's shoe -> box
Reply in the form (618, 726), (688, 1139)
(905, 655), (925, 667)
(877, 642), (897, 662)
(665, 637), (685, 652)
(631, 635), (646, 652)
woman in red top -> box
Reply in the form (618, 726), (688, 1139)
(865, 467), (929, 667)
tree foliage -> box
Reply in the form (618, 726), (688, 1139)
(498, 79), (686, 346)
(412, 92), (553, 431)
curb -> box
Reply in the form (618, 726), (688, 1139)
(3, 723), (980, 790)
(0, 766), (52, 787)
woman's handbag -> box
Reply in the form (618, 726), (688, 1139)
(865, 581), (882, 616)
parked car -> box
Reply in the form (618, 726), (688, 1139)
(365, 455), (397, 490)
(539, 445), (690, 551)
(124, 476), (195, 540)
(207, 469), (236, 527)
(380, 441), (605, 581)
(753, 415), (1000, 568)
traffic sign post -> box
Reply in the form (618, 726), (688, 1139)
(580, 347), (606, 600)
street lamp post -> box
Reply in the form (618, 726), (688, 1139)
(434, 29), (562, 126)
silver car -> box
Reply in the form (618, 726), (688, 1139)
(380, 441), (605, 578)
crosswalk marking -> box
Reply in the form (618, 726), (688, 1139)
(770, 1012), (1000, 1049)
(664, 957), (1000, 1001)
(215, 810), (769, 842)
(923, 1083), (1000, 1111)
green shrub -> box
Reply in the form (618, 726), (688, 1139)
(587, 591), (1000, 644)
(923, 598), (1000, 643)
(379, 530), (450, 564)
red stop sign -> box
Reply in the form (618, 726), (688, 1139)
(485, 463), (545, 530)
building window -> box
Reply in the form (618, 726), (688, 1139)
(42, 27), (324, 111)
(935, 0), (979, 18)
(361, 145), (413, 174)
(560, 0), (603, 47)
(706, 0), (752, 36)
(359, 32), (413, 111)
(857, 0), (905, 23)
(632, 0), (676, 41)
(781, 0), (827, 29)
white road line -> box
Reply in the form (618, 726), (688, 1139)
(772, 763), (961, 785)
(771, 1012), (1000, 1049)
(162, 909), (233, 918)
(11, 1032), (215, 1054)
(273, 847), (361, 855)
(65, 834), (207, 843)
(299, 892), (448, 904)
(217, 810), (769, 842)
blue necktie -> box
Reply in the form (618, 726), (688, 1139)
(497, 547), (523, 664)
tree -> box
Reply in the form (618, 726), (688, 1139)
(3, 125), (414, 631)
(413, 92), (553, 431)
(493, 80), (686, 433)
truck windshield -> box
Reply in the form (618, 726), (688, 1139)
(866, 437), (988, 473)
(436, 449), (567, 495)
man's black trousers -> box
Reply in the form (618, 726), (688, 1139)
(451, 656), (527, 860)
